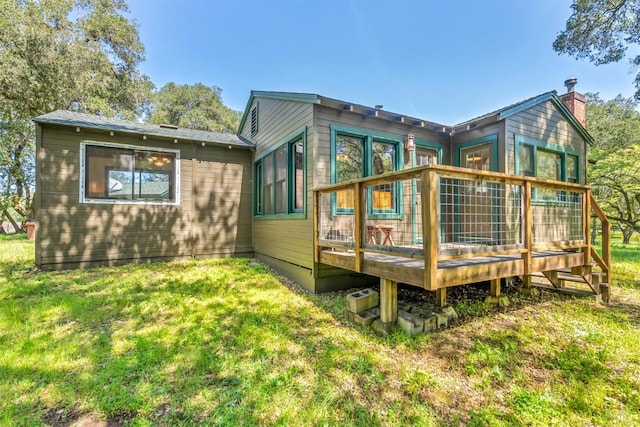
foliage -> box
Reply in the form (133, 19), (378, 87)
(586, 93), (640, 243)
(0, 0), (153, 224)
(553, 0), (640, 99)
(1, 237), (639, 425)
(148, 82), (241, 133)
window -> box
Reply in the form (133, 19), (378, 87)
(254, 130), (306, 217)
(515, 135), (581, 200)
(250, 105), (258, 137)
(81, 143), (179, 204)
(331, 126), (402, 218)
(291, 140), (304, 212)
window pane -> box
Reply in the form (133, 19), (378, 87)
(461, 143), (492, 171)
(336, 135), (363, 182)
(255, 162), (263, 214)
(263, 153), (273, 214)
(372, 141), (396, 210)
(134, 152), (175, 201)
(519, 145), (534, 176)
(537, 150), (561, 181)
(85, 145), (134, 199)
(567, 154), (578, 183)
(292, 140), (304, 211)
(275, 146), (287, 214)
(416, 147), (437, 166)
(336, 134), (363, 209)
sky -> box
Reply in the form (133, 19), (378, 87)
(127, 0), (638, 125)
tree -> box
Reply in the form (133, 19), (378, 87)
(586, 93), (640, 243)
(0, 0), (153, 227)
(148, 83), (241, 133)
(553, 0), (640, 100)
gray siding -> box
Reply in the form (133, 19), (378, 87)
(36, 124), (253, 269)
(244, 97), (316, 290)
(505, 100), (588, 180)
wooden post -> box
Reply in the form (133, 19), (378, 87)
(380, 278), (398, 324)
(521, 181), (533, 288)
(313, 191), (320, 263)
(602, 218), (611, 274)
(583, 189), (591, 266)
(354, 183), (364, 273)
(490, 278), (501, 297)
(435, 287), (447, 307)
(422, 169), (439, 290)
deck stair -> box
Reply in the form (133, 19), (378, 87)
(535, 264), (610, 302)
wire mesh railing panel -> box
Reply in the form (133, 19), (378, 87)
(318, 190), (355, 248)
(531, 188), (584, 243)
(438, 177), (522, 255)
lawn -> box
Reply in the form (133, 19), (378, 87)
(0, 234), (639, 426)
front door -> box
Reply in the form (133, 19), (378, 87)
(458, 143), (495, 243)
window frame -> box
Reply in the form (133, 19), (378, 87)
(253, 128), (307, 219)
(515, 135), (582, 202)
(330, 125), (403, 220)
(79, 141), (180, 206)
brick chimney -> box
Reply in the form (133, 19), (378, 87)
(558, 77), (586, 127)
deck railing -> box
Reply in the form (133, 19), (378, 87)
(314, 164), (611, 290)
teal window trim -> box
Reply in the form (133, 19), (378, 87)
(453, 134), (499, 242)
(253, 127), (307, 219)
(514, 135), (581, 183)
(454, 134), (499, 169)
(330, 125), (403, 220)
(515, 135), (582, 203)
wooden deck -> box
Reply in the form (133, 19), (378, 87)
(319, 248), (585, 289)
(314, 165), (612, 315)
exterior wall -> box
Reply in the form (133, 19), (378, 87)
(241, 97), (317, 291)
(505, 100), (587, 179)
(35, 124), (253, 269)
(313, 104), (451, 277)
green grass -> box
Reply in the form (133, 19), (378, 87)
(1, 234), (639, 426)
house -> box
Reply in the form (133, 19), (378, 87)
(34, 80), (611, 322)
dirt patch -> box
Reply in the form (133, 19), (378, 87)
(41, 408), (135, 427)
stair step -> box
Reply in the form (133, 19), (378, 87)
(533, 283), (599, 298)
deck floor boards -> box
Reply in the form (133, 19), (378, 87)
(319, 249), (585, 289)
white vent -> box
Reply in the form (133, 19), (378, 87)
(250, 105), (258, 137)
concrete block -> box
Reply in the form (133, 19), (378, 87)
(424, 315), (438, 332)
(346, 288), (379, 314)
(518, 287), (541, 298)
(353, 307), (380, 327)
(397, 310), (425, 337)
(485, 296), (510, 307)
(441, 306), (459, 322)
(371, 319), (396, 337)
(343, 308), (354, 322)
(436, 313), (448, 329)
(398, 301), (413, 313)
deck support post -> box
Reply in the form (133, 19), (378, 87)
(435, 288), (447, 307)
(490, 278), (501, 297)
(519, 181), (535, 294)
(354, 182), (364, 272)
(379, 278), (398, 324)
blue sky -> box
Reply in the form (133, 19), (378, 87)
(128, 0), (638, 124)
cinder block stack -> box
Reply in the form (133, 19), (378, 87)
(343, 288), (459, 337)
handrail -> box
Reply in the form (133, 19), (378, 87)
(589, 193), (611, 277)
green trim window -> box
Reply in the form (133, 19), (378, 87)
(515, 135), (582, 200)
(330, 125), (402, 219)
(254, 129), (306, 218)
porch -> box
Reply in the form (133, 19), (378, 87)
(313, 164), (611, 324)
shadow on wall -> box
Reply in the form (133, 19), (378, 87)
(37, 138), (253, 269)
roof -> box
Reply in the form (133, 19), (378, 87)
(240, 90), (593, 145)
(33, 110), (254, 148)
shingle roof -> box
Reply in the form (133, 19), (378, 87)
(33, 110), (254, 148)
